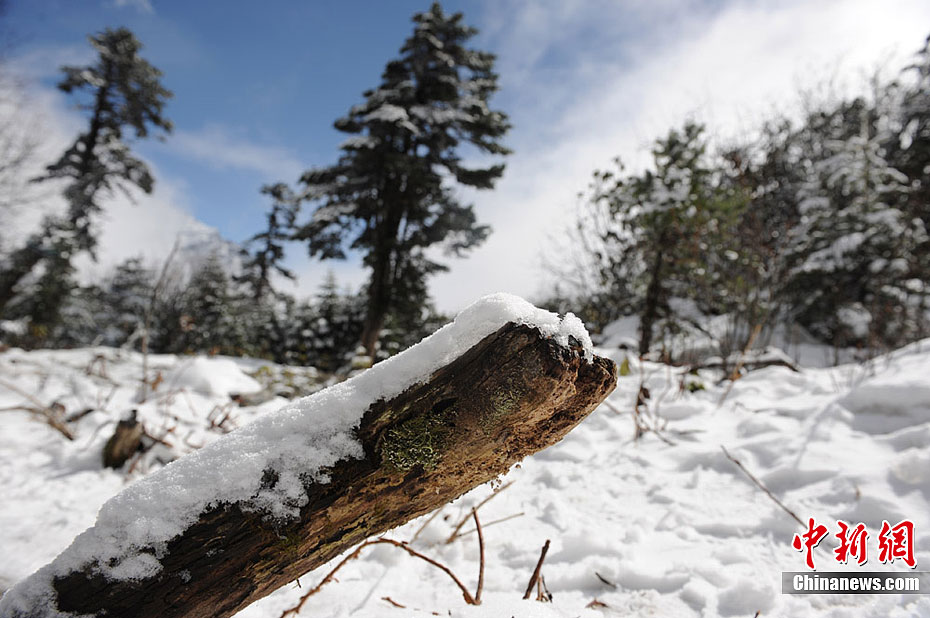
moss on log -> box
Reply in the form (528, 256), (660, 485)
(36, 322), (616, 618)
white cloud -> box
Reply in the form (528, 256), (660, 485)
(112, 0), (154, 15)
(7, 45), (95, 81)
(77, 177), (210, 283)
(427, 0), (930, 313)
(164, 125), (304, 182)
(0, 62), (215, 282)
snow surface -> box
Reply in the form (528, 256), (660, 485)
(163, 357), (263, 397)
(0, 293), (592, 615)
(2, 303), (929, 617)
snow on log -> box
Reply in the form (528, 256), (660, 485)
(0, 294), (617, 618)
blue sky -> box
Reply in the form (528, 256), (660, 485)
(5, 0), (930, 311)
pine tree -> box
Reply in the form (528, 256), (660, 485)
(890, 34), (930, 335)
(588, 123), (728, 356)
(0, 27), (171, 320)
(895, 35), (930, 234)
(4, 241), (77, 345)
(785, 98), (926, 347)
(307, 272), (365, 371)
(181, 253), (245, 354)
(238, 183), (299, 301)
(294, 2), (510, 357)
(104, 257), (154, 346)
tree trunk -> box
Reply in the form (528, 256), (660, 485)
(638, 244), (666, 356)
(360, 223), (401, 359)
(10, 322), (616, 618)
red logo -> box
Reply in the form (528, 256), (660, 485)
(792, 518), (915, 570)
(834, 521), (869, 566)
(878, 520), (915, 568)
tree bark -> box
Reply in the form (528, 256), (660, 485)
(638, 245), (665, 356)
(10, 322), (616, 618)
(359, 223), (400, 359)
(102, 412), (143, 469)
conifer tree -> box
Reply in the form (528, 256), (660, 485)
(294, 2), (510, 357)
(588, 123), (728, 355)
(238, 183), (298, 301)
(104, 257), (154, 346)
(0, 27), (171, 319)
(181, 253), (245, 354)
(786, 99), (926, 347)
(895, 35), (930, 234)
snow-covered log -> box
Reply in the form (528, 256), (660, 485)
(0, 295), (616, 618)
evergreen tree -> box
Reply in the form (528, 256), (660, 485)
(104, 257), (154, 346)
(785, 99), (926, 347)
(294, 2), (510, 357)
(707, 124), (803, 356)
(181, 253), (245, 354)
(305, 272), (365, 372)
(238, 183), (298, 301)
(895, 35), (930, 234)
(587, 123), (729, 356)
(890, 35), (930, 334)
(4, 241), (77, 345)
(0, 27), (171, 321)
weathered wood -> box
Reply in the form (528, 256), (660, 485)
(102, 411), (143, 469)
(38, 323), (616, 618)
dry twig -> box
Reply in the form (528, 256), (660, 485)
(536, 574), (553, 601)
(473, 509), (484, 605)
(523, 539), (550, 600)
(381, 596), (405, 608)
(454, 511), (525, 538)
(140, 238), (179, 403)
(445, 481), (513, 544)
(280, 537), (480, 617)
(717, 323), (763, 406)
(721, 445), (803, 527)
(0, 377), (74, 440)
(410, 506), (444, 543)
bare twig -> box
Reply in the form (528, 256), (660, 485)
(410, 506), (444, 543)
(445, 481), (513, 544)
(594, 571), (617, 588)
(600, 398), (623, 415)
(454, 511), (525, 538)
(280, 540), (369, 616)
(141, 426), (174, 449)
(717, 323), (762, 406)
(381, 596), (406, 608)
(523, 539), (550, 600)
(537, 574), (552, 602)
(280, 537), (479, 617)
(65, 407), (95, 423)
(0, 378), (74, 440)
(603, 394), (674, 446)
(721, 445), (803, 527)
(472, 509), (484, 605)
(140, 238), (180, 403)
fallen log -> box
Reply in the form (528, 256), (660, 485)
(0, 295), (616, 618)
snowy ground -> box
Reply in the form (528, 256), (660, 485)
(1, 334), (929, 616)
